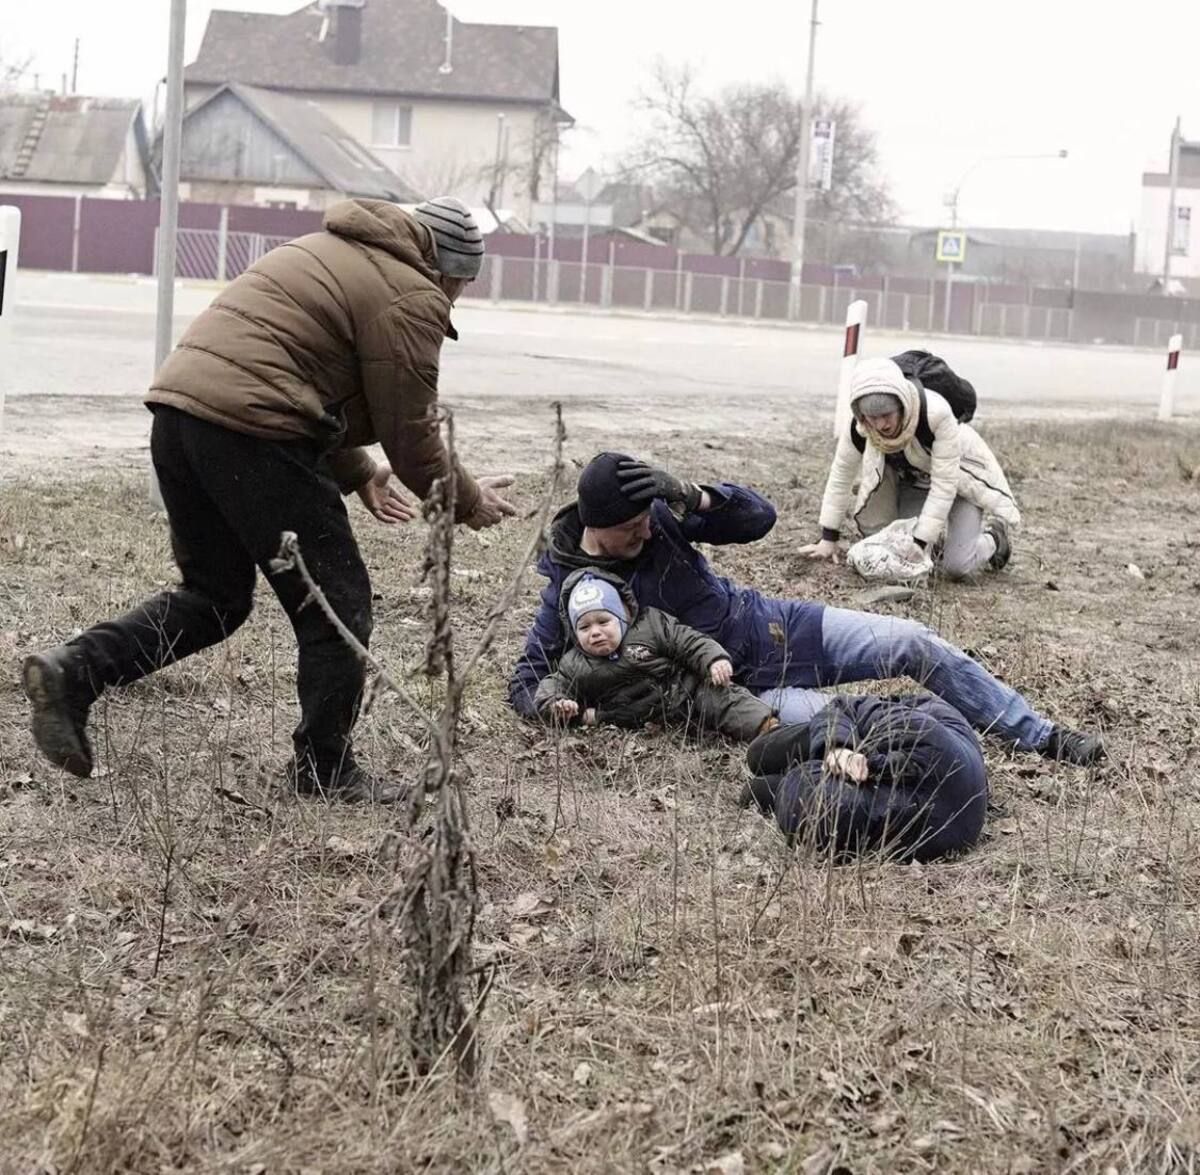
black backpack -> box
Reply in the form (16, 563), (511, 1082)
(850, 350), (977, 452)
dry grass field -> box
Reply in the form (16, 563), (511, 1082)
(1, 415), (1199, 1173)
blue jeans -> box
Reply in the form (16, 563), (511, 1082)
(757, 606), (1052, 749)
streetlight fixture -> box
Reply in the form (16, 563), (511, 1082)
(940, 149), (1068, 332)
(946, 149), (1069, 228)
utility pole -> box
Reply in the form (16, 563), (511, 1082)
(152, 0), (186, 507)
(789, 0), (819, 320)
(1163, 116), (1182, 290)
(71, 38), (80, 93)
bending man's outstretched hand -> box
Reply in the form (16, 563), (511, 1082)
(466, 474), (518, 530)
(357, 463), (420, 524)
(616, 460), (704, 513)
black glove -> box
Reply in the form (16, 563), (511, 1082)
(616, 460), (703, 513)
(594, 678), (664, 729)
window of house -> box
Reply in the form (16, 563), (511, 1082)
(371, 102), (413, 148)
(1174, 206), (1191, 256)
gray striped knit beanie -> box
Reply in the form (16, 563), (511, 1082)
(412, 196), (485, 279)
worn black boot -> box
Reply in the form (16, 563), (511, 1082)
(1040, 725), (1106, 767)
(284, 754), (407, 805)
(738, 773), (783, 815)
(985, 518), (1012, 571)
(22, 647), (96, 778)
(746, 722), (813, 777)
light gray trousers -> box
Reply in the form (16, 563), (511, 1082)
(859, 468), (997, 579)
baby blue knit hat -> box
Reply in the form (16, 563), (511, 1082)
(567, 575), (628, 639)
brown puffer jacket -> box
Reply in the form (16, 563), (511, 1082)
(146, 198), (480, 519)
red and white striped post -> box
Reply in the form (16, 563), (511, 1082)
(1158, 333), (1183, 422)
(834, 298), (868, 437)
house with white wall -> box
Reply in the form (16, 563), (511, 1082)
(183, 0), (571, 222)
(176, 82), (420, 210)
(1137, 134), (1200, 281)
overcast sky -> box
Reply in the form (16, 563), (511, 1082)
(3, 0), (1194, 234)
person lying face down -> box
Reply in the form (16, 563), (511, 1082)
(534, 568), (779, 741)
(740, 693), (988, 863)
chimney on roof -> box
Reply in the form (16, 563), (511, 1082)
(317, 0), (365, 66)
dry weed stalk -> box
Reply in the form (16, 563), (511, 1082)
(271, 404), (565, 1082)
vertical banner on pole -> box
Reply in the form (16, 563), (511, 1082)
(834, 298), (868, 438)
(0, 205), (21, 445)
(1158, 333), (1182, 422)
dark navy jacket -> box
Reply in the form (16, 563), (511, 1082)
(508, 483), (825, 716)
(747, 694), (987, 862)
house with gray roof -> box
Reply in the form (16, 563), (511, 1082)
(176, 82), (421, 210)
(184, 0), (571, 220)
(0, 93), (152, 199)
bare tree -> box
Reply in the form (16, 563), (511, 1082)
(401, 153), (483, 204)
(1, 50), (34, 92)
(518, 107), (562, 207)
(619, 64), (894, 257)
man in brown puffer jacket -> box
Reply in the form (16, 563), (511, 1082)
(21, 196), (515, 803)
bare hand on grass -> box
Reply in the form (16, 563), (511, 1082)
(797, 539), (840, 563)
(548, 699), (579, 723)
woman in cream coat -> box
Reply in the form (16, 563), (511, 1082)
(800, 357), (1020, 578)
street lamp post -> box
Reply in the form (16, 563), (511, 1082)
(1163, 116), (1182, 290)
(151, 0), (187, 507)
(942, 149), (1068, 333)
(789, 0), (820, 321)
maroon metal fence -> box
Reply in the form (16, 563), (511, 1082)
(3, 192), (1199, 347)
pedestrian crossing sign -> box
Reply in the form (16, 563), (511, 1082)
(936, 230), (967, 264)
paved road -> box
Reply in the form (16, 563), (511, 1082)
(2, 271), (1197, 476)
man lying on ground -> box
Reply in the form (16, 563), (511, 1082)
(740, 694), (988, 862)
(508, 451), (1103, 766)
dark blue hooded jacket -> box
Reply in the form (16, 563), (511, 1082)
(508, 484), (825, 717)
(746, 694), (987, 862)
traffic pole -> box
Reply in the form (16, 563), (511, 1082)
(834, 298), (868, 438)
(150, 0), (187, 508)
(1158, 333), (1182, 422)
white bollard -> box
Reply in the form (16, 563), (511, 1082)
(834, 298), (868, 438)
(1158, 333), (1182, 422)
(0, 205), (21, 445)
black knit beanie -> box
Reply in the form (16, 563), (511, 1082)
(577, 451), (644, 528)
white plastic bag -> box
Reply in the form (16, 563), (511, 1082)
(846, 518), (934, 583)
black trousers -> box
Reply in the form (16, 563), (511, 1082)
(69, 406), (373, 771)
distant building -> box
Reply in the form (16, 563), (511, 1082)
(901, 226), (1135, 289)
(176, 82), (420, 209)
(1137, 135), (1200, 281)
(0, 93), (153, 199)
(184, 0), (572, 220)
